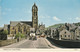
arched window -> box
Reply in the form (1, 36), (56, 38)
(15, 30), (16, 34)
(24, 26), (26, 32)
(18, 26), (20, 32)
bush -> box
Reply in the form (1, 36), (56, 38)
(3, 30), (8, 35)
(15, 33), (25, 39)
(0, 30), (8, 40)
(20, 33), (25, 38)
(15, 33), (20, 39)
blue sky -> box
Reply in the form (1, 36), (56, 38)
(0, 0), (80, 27)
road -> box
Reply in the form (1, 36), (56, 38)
(1, 38), (52, 48)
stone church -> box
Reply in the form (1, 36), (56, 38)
(3, 3), (39, 36)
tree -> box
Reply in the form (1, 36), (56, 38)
(0, 30), (8, 40)
(15, 32), (25, 39)
(3, 30), (8, 35)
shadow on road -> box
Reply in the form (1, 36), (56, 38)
(46, 37), (64, 48)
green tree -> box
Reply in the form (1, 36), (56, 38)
(0, 30), (8, 40)
(20, 33), (25, 38)
(3, 30), (8, 35)
(15, 32), (25, 39)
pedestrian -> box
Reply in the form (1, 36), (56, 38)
(17, 37), (19, 42)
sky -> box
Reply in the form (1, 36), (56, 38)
(0, 0), (80, 27)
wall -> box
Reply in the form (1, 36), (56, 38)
(0, 39), (17, 47)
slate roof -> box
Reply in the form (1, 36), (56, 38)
(69, 24), (76, 29)
(77, 26), (80, 29)
(10, 21), (32, 27)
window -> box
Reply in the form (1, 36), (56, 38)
(18, 26), (20, 32)
(61, 35), (62, 37)
(65, 32), (66, 34)
(24, 26), (26, 32)
(68, 35), (70, 37)
(15, 30), (16, 34)
(77, 36), (79, 37)
(34, 12), (35, 16)
(53, 30), (54, 32)
(65, 35), (66, 37)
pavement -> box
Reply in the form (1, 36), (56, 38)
(1, 38), (61, 49)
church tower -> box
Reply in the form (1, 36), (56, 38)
(32, 3), (38, 31)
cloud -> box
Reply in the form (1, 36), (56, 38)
(53, 16), (61, 21)
(75, 17), (80, 20)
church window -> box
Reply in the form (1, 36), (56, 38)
(18, 26), (20, 32)
(24, 26), (26, 32)
(15, 30), (16, 34)
(34, 12), (35, 16)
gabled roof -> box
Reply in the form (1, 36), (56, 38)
(10, 21), (20, 26)
(10, 21), (32, 27)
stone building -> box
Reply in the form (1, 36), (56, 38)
(59, 29), (72, 40)
(10, 21), (32, 36)
(75, 26), (80, 40)
(38, 23), (45, 34)
(50, 27), (59, 39)
(4, 24), (10, 34)
(2, 3), (39, 37)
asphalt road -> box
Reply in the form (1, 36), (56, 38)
(1, 38), (51, 48)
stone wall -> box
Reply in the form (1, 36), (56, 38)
(0, 39), (17, 47)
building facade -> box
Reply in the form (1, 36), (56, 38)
(75, 27), (80, 40)
(3, 3), (39, 37)
(59, 29), (72, 40)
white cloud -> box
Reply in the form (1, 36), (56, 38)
(53, 16), (61, 21)
(75, 17), (80, 20)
